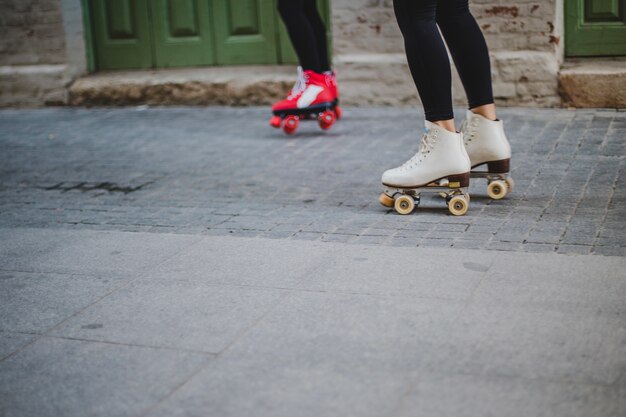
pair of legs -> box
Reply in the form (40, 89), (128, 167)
(381, 0), (513, 214)
(272, 0), (340, 134)
(277, 0), (330, 74)
(393, 0), (495, 131)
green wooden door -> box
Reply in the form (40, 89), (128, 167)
(566, 0), (626, 56)
(90, 0), (153, 69)
(212, 0), (279, 65)
(151, 0), (216, 67)
(87, 0), (331, 70)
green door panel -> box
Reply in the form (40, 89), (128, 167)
(277, 0), (331, 65)
(151, 0), (216, 67)
(566, 0), (626, 56)
(212, 0), (279, 65)
(90, 0), (153, 70)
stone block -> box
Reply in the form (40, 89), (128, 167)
(68, 66), (298, 107)
(0, 64), (68, 107)
(494, 51), (559, 82)
(334, 53), (418, 106)
(559, 58), (626, 108)
(0, 0), (66, 66)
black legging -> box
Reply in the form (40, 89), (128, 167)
(393, 0), (494, 122)
(277, 0), (330, 73)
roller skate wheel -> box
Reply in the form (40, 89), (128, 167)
(318, 110), (336, 130)
(269, 115), (282, 128)
(283, 115), (299, 135)
(394, 195), (415, 215)
(379, 192), (395, 208)
(448, 195), (469, 216)
(334, 106), (343, 120)
(487, 180), (507, 200)
(505, 177), (514, 192)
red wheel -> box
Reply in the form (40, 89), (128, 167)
(334, 106), (343, 120)
(269, 115), (282, 128)
(318, 110), (335, 130)
(283, 115), (299, 134)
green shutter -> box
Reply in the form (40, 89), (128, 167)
(90, 0), (153, 70)
(151, 0), (216, 67)
(566, 0), (626, 56)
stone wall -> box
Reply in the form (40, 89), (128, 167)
(332, 0), (563, 107)
(1, 0), (567, 108)
(0, 0), (69, 106)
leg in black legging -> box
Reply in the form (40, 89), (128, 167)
(277, 0), (327, 73)
(436, 0), (493, 109)
(393, 0), (454, 122)
(302, 0), (330, 72)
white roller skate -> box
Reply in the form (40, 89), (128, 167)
(461, 110), (513, 200)
(379, 121), (472, 216)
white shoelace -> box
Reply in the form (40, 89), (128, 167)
(460, 119), (477, 144)
(287, 67), (308, 100)
(400, 130), (436, 170)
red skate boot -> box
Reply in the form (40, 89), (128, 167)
(324, 70), (342, 120)
(269, 67), (339, 135)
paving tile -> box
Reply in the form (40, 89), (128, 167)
(293, 245), (494, 301)
(478, 251), (626, 314)
(0, 331), (35, 360)
(0, 337), (209, 417)
(149, 235), (330, 288)
(0, 228), (200, 277)
(148, 292), (463, 417)
(431, 303), (626, 386)
(393, 372), (626, 417)
(0, 271), (123, 333)
(50, 277), (288, 354)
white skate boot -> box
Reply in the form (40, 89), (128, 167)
(461, 110), (513, 199)
(379, 121), (472, 216)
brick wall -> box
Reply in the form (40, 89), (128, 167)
(0, 0), (68, 106)
(0, 0), (564, 108)
(331, 0), (562, 107)
(474, 0), (561, 106)
(0, 0), (66, 65)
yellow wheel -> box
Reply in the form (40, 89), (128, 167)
(448, 195), (469, 216)
(394, 195), (415, 215)
(379, 192), (395, 208)
(505, 177), (514, 193)
(487, 180), (507, 200)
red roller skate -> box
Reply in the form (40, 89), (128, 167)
(269, 67), (341, 135)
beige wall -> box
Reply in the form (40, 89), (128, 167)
(332, 0), (563, 107)
(0, 0), (69, 106)
(1, 0), (565, 108)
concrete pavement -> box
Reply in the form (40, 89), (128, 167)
(1, 106), (625, 416)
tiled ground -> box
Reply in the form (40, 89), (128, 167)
(0, 106), (624, 255)
(1, 106), (625, 417)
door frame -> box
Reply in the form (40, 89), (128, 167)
(81, 0), (96, 72)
